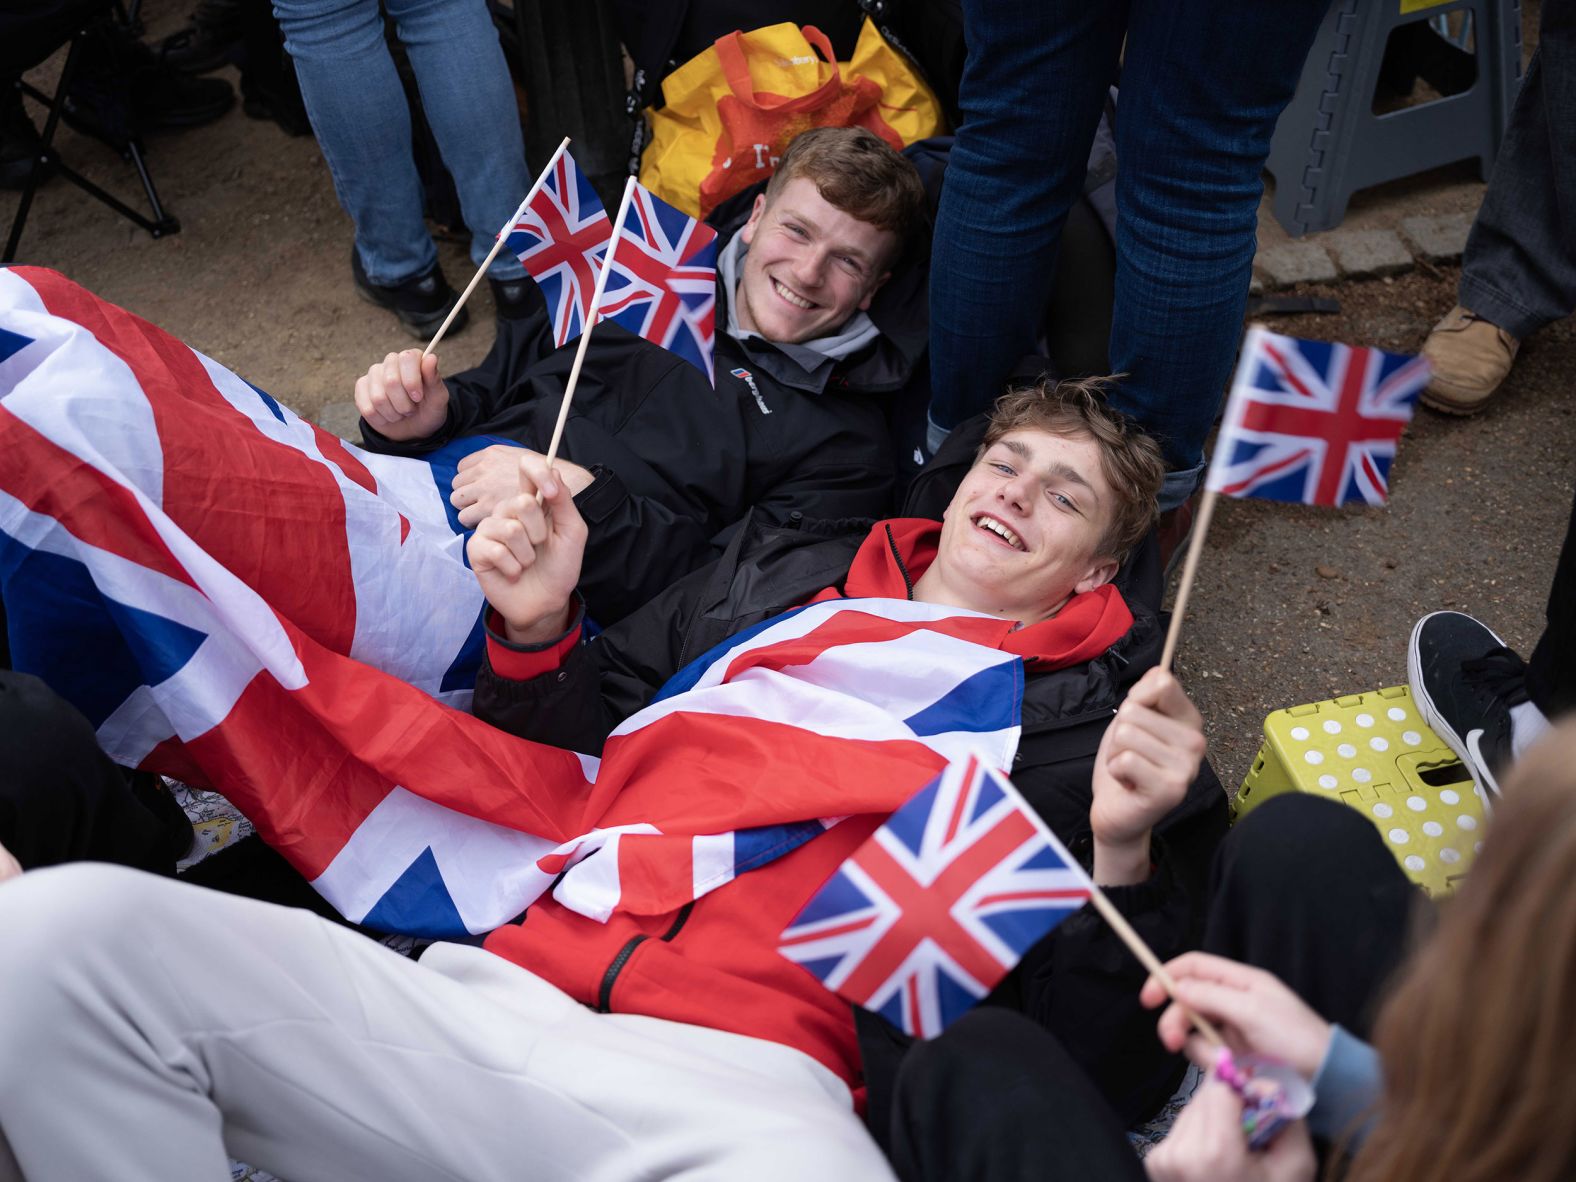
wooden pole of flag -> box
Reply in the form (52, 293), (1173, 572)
(1159, 489), (1220, 671)
(422, 136), (572, 360)
(542, 174), (636, 471)
(1085, 884), (1227, 1048)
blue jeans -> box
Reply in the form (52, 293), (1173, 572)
(928, 0), (1331, 507)
(273, 0), (528, 285)
(1459, 0), (1576, 340)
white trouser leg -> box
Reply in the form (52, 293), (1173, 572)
(0, 865), (893, 1182)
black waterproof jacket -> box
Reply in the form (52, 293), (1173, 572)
(360, 216), (927, 624)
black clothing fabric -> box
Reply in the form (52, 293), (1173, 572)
(1527, 480), (1576, 718)
(473, 506), (1229, 1133)
(360, 217), (925, 625)
(0, 670), (187, 873)
(890, 1008), (1148, 1182)
(886, 794), (1419, 1181)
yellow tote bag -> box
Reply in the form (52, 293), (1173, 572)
(640, 19), (945, 219)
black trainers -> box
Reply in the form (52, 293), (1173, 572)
(158, 0), (246, 75)
(64, 29), (235, 145)
(1407, 610), (1529, 801)
(351, 248), (465, 339)
(489, 275), (544, 321)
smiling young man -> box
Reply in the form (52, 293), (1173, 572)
(0, 379), (1227, 1180)
(352, 127), (931, 624)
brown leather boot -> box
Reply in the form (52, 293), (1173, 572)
(1420, 305), (1519, 415)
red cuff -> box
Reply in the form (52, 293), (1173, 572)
(485, 610), (582, 681)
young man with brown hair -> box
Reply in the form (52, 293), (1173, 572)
(352, 126), (932, 624)
(0, 380), (1226, 1178)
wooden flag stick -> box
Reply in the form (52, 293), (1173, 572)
(423, 135), (571, 359)
(1085, 884), (1226, 1048)
(542, 174), (636, 470)
(1159, 488), (1220, 671)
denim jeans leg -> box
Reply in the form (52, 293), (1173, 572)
(273, 0), (438, 286)
(387, 0), (530, 281)
(926, 0), (1128, 437)
(1109, 0), (1332, 486)
(1458, 4), (1576, 339)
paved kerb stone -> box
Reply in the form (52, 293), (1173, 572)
(1255, 242), (1339, 288)
(1322, 229), (1412, 278)
(1399, 213), (1473, 262)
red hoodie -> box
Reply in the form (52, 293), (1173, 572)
(480, 520), (1133, 1086)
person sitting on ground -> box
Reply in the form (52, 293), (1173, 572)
(0, 381), (1225, 1179)
(353, 126), (931, 623)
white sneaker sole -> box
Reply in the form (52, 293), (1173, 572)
(1406, 612), (1505, 808)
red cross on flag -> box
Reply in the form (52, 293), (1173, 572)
(501, 143), (612, 348)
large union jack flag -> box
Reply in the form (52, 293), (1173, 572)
(778, 755), (1093, 1039)
(598, 179), (718, 384)
(501, 143), (611, 348)
(1206, 326), (1430, 507)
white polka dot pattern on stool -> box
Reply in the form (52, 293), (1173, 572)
(1402, 731), (1421, 746)
(1318, 775), (1337, 789)
(1423, 821), (1443, 837)
(1457, 815), (1477, 831)
(1337, 744), (1357, 758)
(1323, 720), (1342, 734)
(1406, 795), (1426, 812)
(1355, 713), (1374, 728)
(1373, 803), (1393, 819)
(1290, 726), (1310, 741)
(1304, 750), (1324, 764)
(1439, 847), (1461, 864)
(1387, 707), (1407, 722)
(1388, 828), (1409, 844)
(1404, 855), (1425, 872)
(1352, 768), (1372, 783)
(1439, 789), (1460, 805)
(1369, 737), (1389, 752)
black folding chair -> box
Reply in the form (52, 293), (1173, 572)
(3, 0), (179, 263)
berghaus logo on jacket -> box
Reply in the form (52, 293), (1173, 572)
(730, 367), (771, 416)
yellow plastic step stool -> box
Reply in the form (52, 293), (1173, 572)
(1235, 685), (1488, 897)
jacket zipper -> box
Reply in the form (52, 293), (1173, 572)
(595, 902), (695, 1013)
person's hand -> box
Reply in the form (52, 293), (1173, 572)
(1145, 1076), (1315, 1182)
(452, 445), (596, 528)
(353, 349), (450, 442)
(1141, 953), (1334, 1080)
(1089, 668), (1205, 884)
(0, 838), (21, 884)
(466, 453), (587, 644)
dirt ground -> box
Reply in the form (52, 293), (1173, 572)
(4, 2), (1572, 792)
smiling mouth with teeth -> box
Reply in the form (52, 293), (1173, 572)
(973, 514), (1025, 550)
(772, 279), (816, 310)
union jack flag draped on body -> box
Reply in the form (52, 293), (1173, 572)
(1206, 326), (1430, 507)
(779, 755), (1093, 1039)
(0, 268), (1021, 939)
(500, 143), (611, 348)
(598, 179), (719, 384)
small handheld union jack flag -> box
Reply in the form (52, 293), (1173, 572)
(778, 755), (1093, 1039)
(597, 179), (718, 384)
(1206, 326), (1431, 507)
(501, 143), (611, 348)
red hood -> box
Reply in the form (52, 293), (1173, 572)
(814, 518), (1134, 671)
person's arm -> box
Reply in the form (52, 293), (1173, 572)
(0, 838), (19, 883)
(1307, 1025), (1383, 1146)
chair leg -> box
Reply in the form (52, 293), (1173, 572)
(4, 34), (88, 264)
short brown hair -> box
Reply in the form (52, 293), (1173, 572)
(763, 127), (928, 260)
(980, 376), (1163, 563)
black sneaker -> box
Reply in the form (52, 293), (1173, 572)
(489, 275), (544, 321)
(158, 0), (246, 75)
(65, 30), (235, 145)
(1407, 610), (1529, 801)
(351, 248), (465, 339)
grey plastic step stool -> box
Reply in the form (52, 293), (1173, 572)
(1266, 0), (1522, 237)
